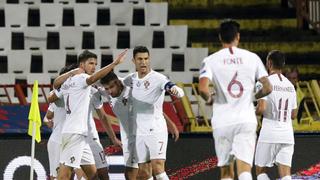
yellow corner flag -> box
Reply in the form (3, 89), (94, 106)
(28, 80), (41, 143)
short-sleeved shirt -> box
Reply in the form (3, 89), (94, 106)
(100, 84), (135, 140)
(87, 87), (104, 139)
(124, 70), (169, 135)
(47, 98), (66, 143)
(258, 74), (297, 144)
(56, 73), (91, 135)
(199, 47), (268, 129)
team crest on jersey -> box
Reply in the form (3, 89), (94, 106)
(70, 156), (75, 164)
(136, 81), (141, 87)
(144, 80), (150, 89)
(122, 98), (128, 106)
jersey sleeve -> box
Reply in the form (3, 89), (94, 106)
(92, 92), (103, 109)
(255, 56), (268, 80)
(79, 73), (90, 88)
(199, 59), (212, 81)
(123, 74), (133, 87)
(292, 89), (298, 109)
(47, 103), (56, 112)
(159, 74), (170, 90)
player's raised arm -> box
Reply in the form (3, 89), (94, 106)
(255, 77), (272, 100)
(53, 68), (84, 89)
(86, 49), (128, 85)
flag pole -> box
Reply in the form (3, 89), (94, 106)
(30, 120), (36, 180)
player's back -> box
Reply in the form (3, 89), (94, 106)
(259, 73), (297, 144)
(201, 47), (268, 128)
(59, 73), (91, 135)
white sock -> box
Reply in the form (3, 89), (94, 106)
(147, 177), (153, 180)
(281, 175), (292, 180)
(221, 178), (233, 180)
(257, 173), (270, 180)
(155, 172), (169, 180)
(239, 171), (252, 180)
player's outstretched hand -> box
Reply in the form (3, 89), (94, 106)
(113, 49), (128, 65)
(111, 137), (122, 147)
(169, 125), (180, 142)
(169, 86), (184, 98)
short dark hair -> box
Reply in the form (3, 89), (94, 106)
(133, 46), (149, 58)
(59, 64), (78, 75)
(100, 71), (119, 85)
(267, 50), (286, 69)
(78, 50), (97, 64)
(219, 19), (240, 43)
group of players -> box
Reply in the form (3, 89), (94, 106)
(45, 45), (184, 180)
(199, 20), (297, 180)
(44, 18), (297, 180)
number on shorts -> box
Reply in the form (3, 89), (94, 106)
(99, 150), (106, 163)
(277, 98), (289, 122)
(159, 141), (164, 152)
(66, 94), (71, 114)
(227, 71), (244, 98)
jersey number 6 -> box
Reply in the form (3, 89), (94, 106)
(227, 72), (244, 98)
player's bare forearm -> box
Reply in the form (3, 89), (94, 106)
(53, 68), (82, 89)
(199, 77), (214, 104)
(86, 49), (127, 85)
(96, 108), (121, 146)
(255, 77), (272, 99)
(164, 114), (179, 142)
(47, 92), (58, 103)
(291, 109), (297, 120)
(255, 99), (266, 115)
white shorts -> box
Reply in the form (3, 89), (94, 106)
(60, 133), (95, 168)
(47, 139), (60, 177)
(136, 132), (168, 163)
(255, 142), (294, 167)
(213, 123), (257, 167)
(122, 136), (138, 168)
(88, 137), (108, 169)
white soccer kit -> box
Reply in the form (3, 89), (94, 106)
(124, 71), (169, 163)
(47, 99), (66, 177)
(199, 46), (268, 166)
(87, 88), (108, 169)
(255, 73), (297, 167)
(100, 84), (138, 168)
(55, 73), (95, 168)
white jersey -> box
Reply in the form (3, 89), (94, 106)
(47, 98), (66, 143)
(101, 84), (135, 140)
(124, 70), (169, 135)
(88, 87), (103, 139)
(258, 73), (297, 144)
(56, 73), (91, 135)
(199, 47), (268, 129)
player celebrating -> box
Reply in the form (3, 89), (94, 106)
(123, 46), (184, 180)
(255, 50), (297, 180)
(198, 19), (272, 180)
(49, 49), (127, 180)
(99, 71), (180, 180)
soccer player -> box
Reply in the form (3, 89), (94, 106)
(87, 86), (122, 180)
(198, 19), (272, 180)
(123, 46), (184, 180)
(44, 65), (77, 180)
(48, 49), (127, 180)
(99, 71), (180, 180)
(255, 50), (297, 180)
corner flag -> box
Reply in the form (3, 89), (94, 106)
(27, 80), (41, 143)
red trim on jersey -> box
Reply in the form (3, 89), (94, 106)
(277, 73), (283, 81)
(229, 47), (233, 54)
